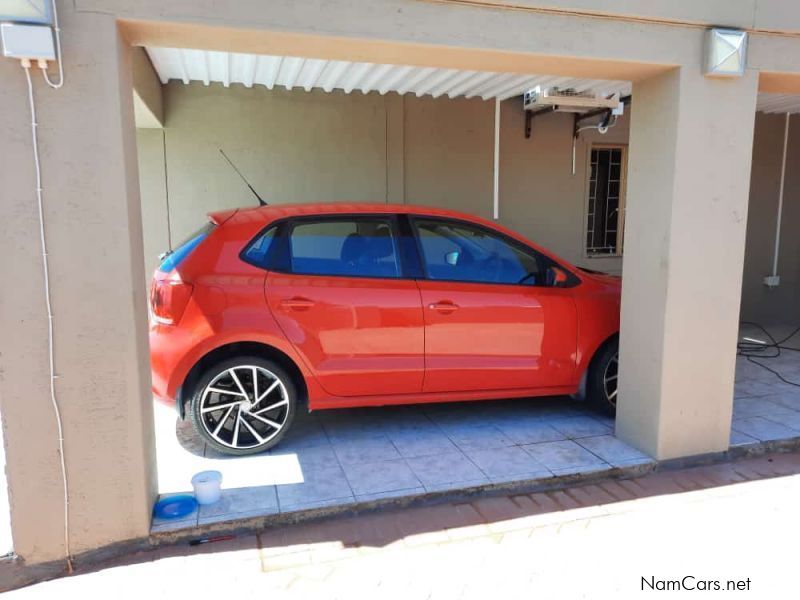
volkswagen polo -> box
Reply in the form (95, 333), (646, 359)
(150, 203), (620, 455)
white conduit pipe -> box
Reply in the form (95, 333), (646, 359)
(493, 97), (500, 220)
(22, 61), (72, 573)
(772, 113), (791, 278)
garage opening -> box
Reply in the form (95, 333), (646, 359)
(734, 96), (800, 447)
(135, 45), (648, 533)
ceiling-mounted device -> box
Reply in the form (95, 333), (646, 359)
(523, 86), (621, 113)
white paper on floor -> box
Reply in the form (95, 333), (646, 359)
(154, 402), (304, 494)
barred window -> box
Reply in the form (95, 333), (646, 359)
(586, 146), (626, 256)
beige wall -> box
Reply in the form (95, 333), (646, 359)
(132, 47), (163, 128)
(741, 113), (800, 325)
(140, 83), (800, 321)
(138, 82), (629, 274)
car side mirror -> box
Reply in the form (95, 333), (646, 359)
(549, 266), (569, 286)
(445, 251), (460, 266)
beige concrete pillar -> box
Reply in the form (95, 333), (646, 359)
(616, 67), (759, 460)
(0, 8), (156, 563)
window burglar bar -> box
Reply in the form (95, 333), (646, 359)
(586, 147), (625, 256)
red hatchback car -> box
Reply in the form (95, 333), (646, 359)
(150, 203), (621, 455)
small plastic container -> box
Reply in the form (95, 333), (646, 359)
(191, 470), (223, 505)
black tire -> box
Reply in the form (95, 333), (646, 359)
(189, 356), (296, 456)
(587, 338), (619, 416)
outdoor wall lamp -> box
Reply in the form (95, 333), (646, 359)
(703, 28), (748, 78)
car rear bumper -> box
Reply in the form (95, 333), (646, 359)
(150, 322), (190, 410)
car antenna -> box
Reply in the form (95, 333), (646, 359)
(219, 148), (267, 206)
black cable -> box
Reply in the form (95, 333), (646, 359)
(736, 321), (800, 387)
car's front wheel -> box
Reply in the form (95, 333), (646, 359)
(189, 356), (296, 456)
(587, 339), (619, 416)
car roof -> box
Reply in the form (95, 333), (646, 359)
(211, 202), (481, 226)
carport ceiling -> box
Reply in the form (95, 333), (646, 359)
(757, 94), (800, 114)
(146, 47), (800, 112)
(144, 46), (632, 102)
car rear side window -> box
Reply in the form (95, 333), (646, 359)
(158, 222), (215, 273)
(241, 226), (277, 268)
(289, 218), (400, 279)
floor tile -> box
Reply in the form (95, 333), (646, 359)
(731, 417), (800, 442)
(443, 425), (514, 452)
(550, 416), (612, 439)
(278, 417), (331, 450)
(765, 391), (800, 412)
(269, 444), (340, 471)
(198, 485), (279, 525)
(279, 496), (357, 513)
(384, 428), (460, 458)
(493, 420), (566, 445)
(576, 435), (651, 465)
(405, 451), (487, 487)
(523, 440), (607, 471)
(276, 465), (354, 510)
(551, 464), (611, 477)
(355, 487), (426, 503)
(729, 430), (759, 447)
(331, 434), (401, 465)
(764, 410), (800, 432)
(422, 479), (491, 493)
(464, 446), (550, 482)
(341, 459), (422, 496)
(735, 380), (782, 398)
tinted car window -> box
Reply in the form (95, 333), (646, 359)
(414, 218), (542, 285)
(289, 218), (400, 278)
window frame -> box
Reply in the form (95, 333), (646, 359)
(407, 214), (579, 288)
(583, 143), (628, 259)
(241, 214), (414, 281)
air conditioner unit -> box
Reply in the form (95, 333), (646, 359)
(523, 86), (621, 113)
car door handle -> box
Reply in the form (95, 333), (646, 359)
(428, 301), (459, 312)
(280, 297), (315, 310)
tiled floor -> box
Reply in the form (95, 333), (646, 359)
(152, 323), (800, 533)
(152, 397), (652, 532)
(732, 323), (800, 447)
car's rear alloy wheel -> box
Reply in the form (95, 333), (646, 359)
(602, 352), (619, 408)
(587, 339), (619, 416)
(190, 357), (296, 455)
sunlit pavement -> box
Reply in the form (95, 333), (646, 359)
(5, 451), (800, 598)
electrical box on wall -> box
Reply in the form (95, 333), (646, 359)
(1, 23), (55, 60)
(763, 275), (781, 288)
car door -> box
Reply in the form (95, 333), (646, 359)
(265, 215), (425, 397)
(410, 216), (578, 393)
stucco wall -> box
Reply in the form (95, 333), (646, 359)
(137, 81), (628, 276)
(741, 113), (800, 324)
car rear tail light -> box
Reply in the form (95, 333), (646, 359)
(150, 280), (193, 325)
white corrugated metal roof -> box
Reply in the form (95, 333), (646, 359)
(756, 93), (800, 114)
(145, 46), (632, 102)
(146, 47), (800, 113)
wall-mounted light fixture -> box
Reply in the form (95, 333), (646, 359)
(703, 28), (748, 78)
